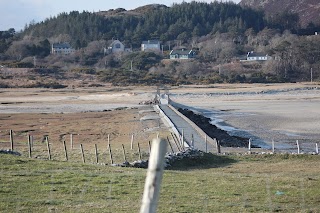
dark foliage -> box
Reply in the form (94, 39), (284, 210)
(23, 2), (265, 48)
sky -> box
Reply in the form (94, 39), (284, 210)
(0, 0), (241, 31)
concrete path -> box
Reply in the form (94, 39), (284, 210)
(159, 104), (215, 152)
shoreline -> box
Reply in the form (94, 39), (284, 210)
(0, 84), (319, 153)
(177, 108), (252, 148)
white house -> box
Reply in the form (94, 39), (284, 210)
(169, 49), (196, 59)
(106, 40), (131, 54)
(247, 51), (272, 61)
(141, 40), (161, 52)
(51, 43), (75, 55)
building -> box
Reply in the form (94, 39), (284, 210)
(106, 40), (131, 54)
(169, 49), (196, 59)
(141, 40), (161, 52)
(51, 43), (75, 55)
(247, 51), (272, 61)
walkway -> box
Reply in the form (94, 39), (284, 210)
(158, 104), (215, 152)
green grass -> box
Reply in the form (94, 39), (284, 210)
(0, 153), (319, 212)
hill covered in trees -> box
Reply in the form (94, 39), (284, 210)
(0, 1), (320, 87)
(240, 0), (320, 28)
(22, 2), (266, 49)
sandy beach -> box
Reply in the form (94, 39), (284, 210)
(0, 83), (319, 153)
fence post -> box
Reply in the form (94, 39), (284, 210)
(205, 135), (208, 153)
(122, 144), (127, 162)
(28, 135), (32, 158)
(140, 138), (167, 213)
(131, 133), (134, 150)
(108, 143), (114, 164)
(215, 139), (221, 154)
(296, 140), (300, 154)
(70, 134), (73, 150)
(138, 142), (142, 161)
(10, 130), (14, 151)
(248, 138), (252, 154)
(181, 129), (184, 148)
(46, 136), (52, 160)
(63, 140), (68, 161)
(316, 143), (319, 154)
(272, 139), (275, 153)
(148, 141), (152, 154)
(191, 134), (194, 149)
(107, 134), (110, 150)
(80, 144), (85, 163)
(95, 144), (98, 164)
(30, 135), (34, 148)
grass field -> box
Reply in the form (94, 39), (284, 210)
(1, 153), (319, 212)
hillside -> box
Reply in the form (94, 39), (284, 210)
(22, 2), (265, 48)
(240, 0), (320, 27)
(96, 4), (168, 17)
(1, 1), (320, 86)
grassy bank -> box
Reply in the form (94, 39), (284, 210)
(1, 153), (319, 212)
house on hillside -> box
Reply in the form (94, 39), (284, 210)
(141, 40), (161, 52)
(51, 43), (75, 55)
(169, 49), (196, 59)
(106, 39), (131, 54)
(247, 51), (272, 61)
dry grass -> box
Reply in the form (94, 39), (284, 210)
(0, 108), (172, 163)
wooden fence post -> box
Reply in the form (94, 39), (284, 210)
(28, 135), (33, 148)
(46, 136), (52, 160)
(80, 144), (85, 163)
(215, 138), (221, 154)
(296, 140), (300, 154)
(181, 129), (184, 148)
(131, 134), (134, 150)
(272, 139), (275, 153)
(107, 134), (110, 150)
(10, 130), (14, 151)
(70, 134), (73, 150)
(63, 140), (68, 161)
(140, 138), (167, 213)
(28, 135), (32, 158)
(108, 143), (114, 165)
(205, 135), (208, 153)
(148, 141), (151, 154)
(191, 134), (194, 149)
(138, 142), (142, 161)
(316, 143), (319, 154)
(122, 144), (127, 162)
(95, 144), (98, 164)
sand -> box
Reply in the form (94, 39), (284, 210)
(170, 83), (320, 151)
(0, 83), (319, 152)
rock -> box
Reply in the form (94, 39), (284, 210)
(178, 108), (252, 147)
(0, 149), (21, 156)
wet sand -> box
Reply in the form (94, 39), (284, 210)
(0, 83), (319, 152)
(170, 83), (320, 152)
